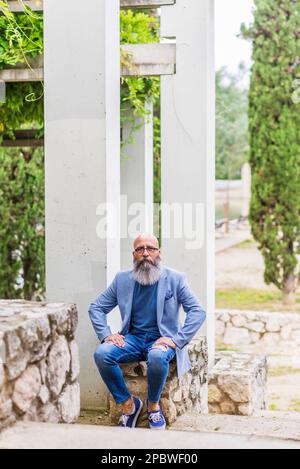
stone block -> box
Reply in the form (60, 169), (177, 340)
(208, 352), (267, 417)
(0, 300), (79, 431)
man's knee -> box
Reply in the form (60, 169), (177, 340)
(147, 346), (169, 369)
(94, 343), (115, 367)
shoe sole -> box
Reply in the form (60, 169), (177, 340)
(149, 423), (166, 430)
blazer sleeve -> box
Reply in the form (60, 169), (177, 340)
(88, 274), (119, 343)
(171, 274), (206, 350)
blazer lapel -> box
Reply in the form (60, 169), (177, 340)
(156, 267), (167, 326)
(123, 270), (135, 327)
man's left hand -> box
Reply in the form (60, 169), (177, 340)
(154, 337), (177, 349)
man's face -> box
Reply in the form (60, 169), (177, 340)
(133, 238), (161, 266)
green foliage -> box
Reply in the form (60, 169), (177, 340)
(0, 2), (43, 69)
(120, 10), (160, 150)
(0, 147), (45, 299)
(241, 0), (300, 300)
(0, 82), (43, 134)
(0, 3), (44, 132)
(216, 65), (249, 180)
(120, 9), (159, 44)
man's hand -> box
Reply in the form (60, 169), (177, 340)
(104, 333), (125, 347)
(154, 337), (177, 350)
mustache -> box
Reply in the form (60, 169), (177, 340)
(137, 258), (153, 265)
(134, 256), (161, 268)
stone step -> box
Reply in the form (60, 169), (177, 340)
(0, 421), (300, 449)
(170, 411), (300, 442)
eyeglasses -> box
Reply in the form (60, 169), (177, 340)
(134, 246), (159, 254)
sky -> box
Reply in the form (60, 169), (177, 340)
(215, 0), (255, 83)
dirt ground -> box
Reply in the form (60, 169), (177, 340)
(216, 238), (277, 292)
(216, 237), (300, 413)
(78, 409), (111, 426)
(268, 373), (300, 412)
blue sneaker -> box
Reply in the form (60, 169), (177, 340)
(118, 396), (143, 428)
(146, 400), (166, 430)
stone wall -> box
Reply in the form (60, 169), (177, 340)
(216, 309), (300, 353)
(0, 300), (80, 431)
(208, 352), (268, 416)
(109, 337), (208, 426)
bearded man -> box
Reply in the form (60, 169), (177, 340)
(89, 234), (206, 430)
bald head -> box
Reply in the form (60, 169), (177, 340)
(133, 234), (159, 250)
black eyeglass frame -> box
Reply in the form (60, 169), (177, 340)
(134, 246), (160, 254)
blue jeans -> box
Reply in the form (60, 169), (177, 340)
(94, 332), (176, 404)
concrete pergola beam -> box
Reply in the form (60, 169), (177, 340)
(0, 43), (176, 82)
(3, 0), (43, 12)
(2, 0), (175, 13)
(120, 0), (175, 8)
(0, 68), (43, 82)
(121, 43), (176, 76)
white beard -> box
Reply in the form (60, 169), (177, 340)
(133, 258), (162, 285)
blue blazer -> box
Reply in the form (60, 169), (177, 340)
(88, 265), (206, 378)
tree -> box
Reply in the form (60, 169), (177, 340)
(216, 64), (249, 180)
(0, 147), (45, 299)
(241, 0), (300, 305)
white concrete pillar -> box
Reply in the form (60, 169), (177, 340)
(160, 0), (215, 368)
(44, 0), (120, 408)
(121, 102), (154, 270)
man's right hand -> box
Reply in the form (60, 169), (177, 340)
(104, 333), (125, 347)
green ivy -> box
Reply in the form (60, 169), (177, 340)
(0, 1), (43, 69)
(0, 82), (43, 135)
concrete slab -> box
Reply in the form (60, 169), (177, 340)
(0, 422), (300, 449)
(171, 411), (300, 442)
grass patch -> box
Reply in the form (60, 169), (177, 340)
(268, 404), (279, 411)
(270, 394), (281, 400)
(269, 367), (300, 377)
(216, 346), (242, 353)
(288, 399), (300, 413)
(216, 288), (300, 313)
(235, 239), (256, 249)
